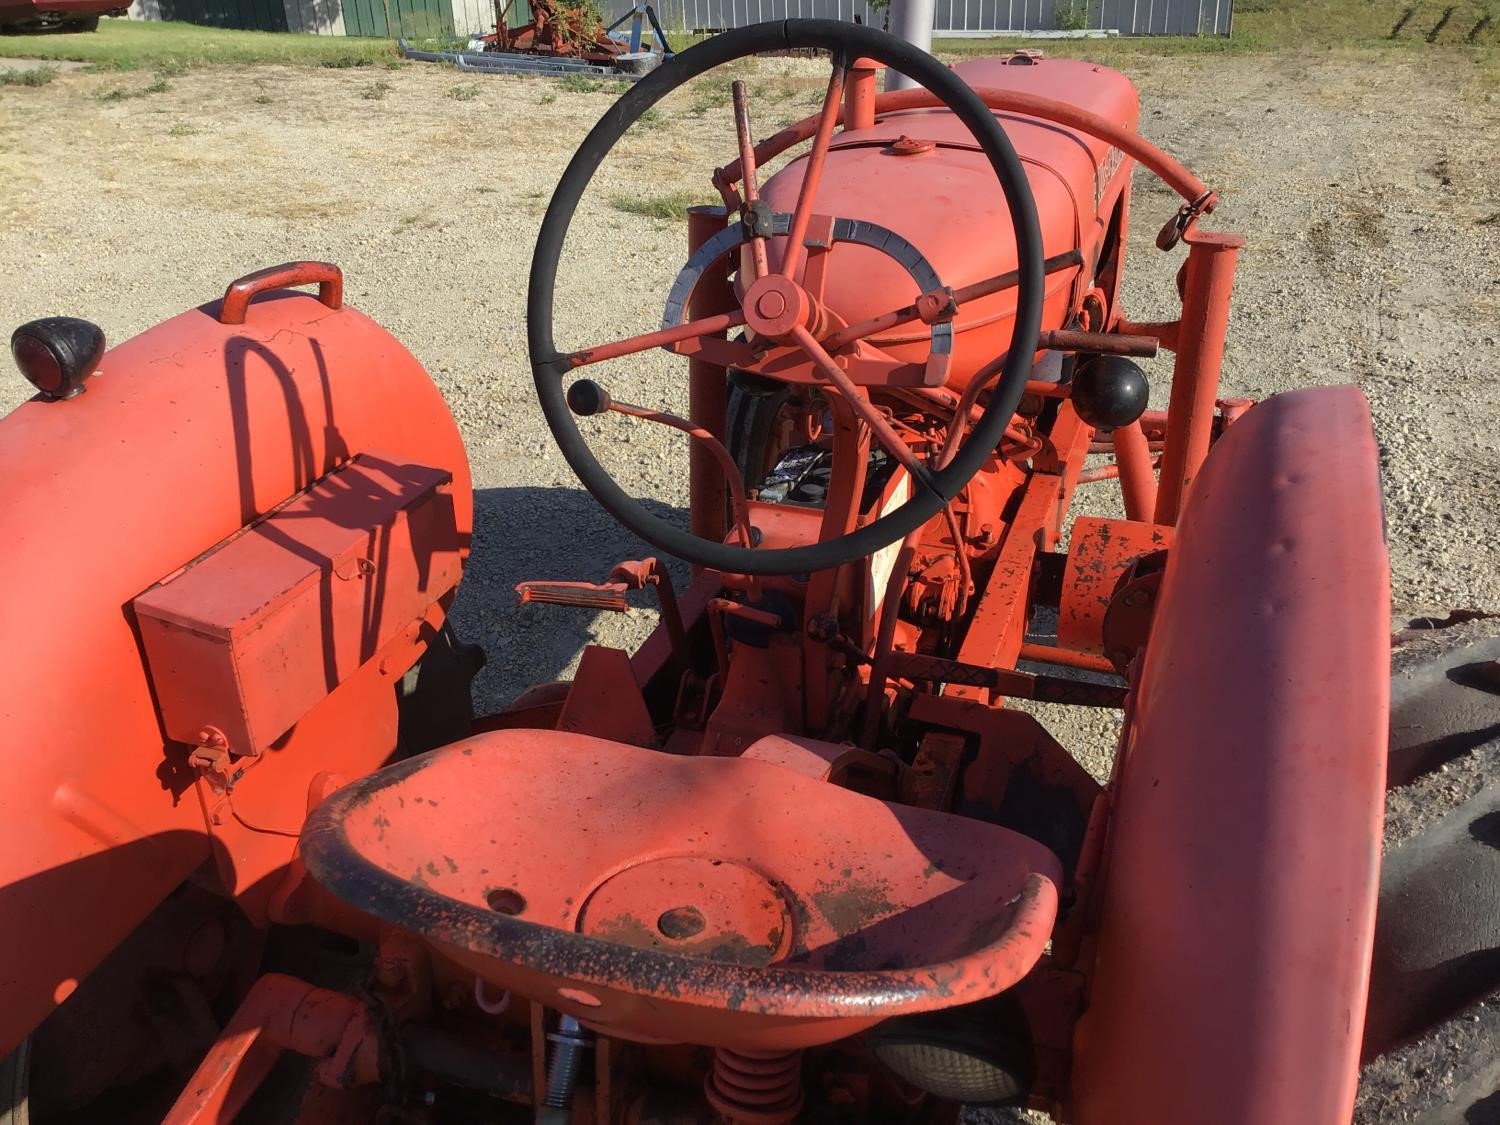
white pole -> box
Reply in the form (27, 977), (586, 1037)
(884, 0), (934, 90)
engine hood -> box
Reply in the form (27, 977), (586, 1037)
(756, 56), (1140, 388)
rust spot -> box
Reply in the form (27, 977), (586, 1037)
(587, 914), (779, 968)
(812, 878), (899, 936)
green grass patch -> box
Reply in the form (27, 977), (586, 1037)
(96, 67), (177, 100)
(688, 84), (731, 115)
(609, 189), (713, 220)
(557, 73), (603, 93)
(0, 67), (59, 87)
(361, 79), (395, 99)
(167, 122), (196, 136)
(0, 19), (399, 71)
(447, 81), (480, 100)
(320, 52), (376, 68)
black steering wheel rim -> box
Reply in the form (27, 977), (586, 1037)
(528, 19), (1045, 577)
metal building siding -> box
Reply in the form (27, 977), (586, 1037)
(282, 0), (346, 33)
(340, 0), (454, 36)
(153, 0), (289, 31)
(604, 0), (1230, 33)
(450, 0), (533, 36)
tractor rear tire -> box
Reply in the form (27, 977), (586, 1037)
(0, 1038), (30, 1125)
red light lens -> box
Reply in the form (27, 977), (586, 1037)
(12, 334), (63, 395)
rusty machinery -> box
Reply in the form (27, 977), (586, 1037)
(476, 0), (672, 66)
(4, 18), (1498, 1125)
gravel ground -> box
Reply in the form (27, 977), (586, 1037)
(2, 45), (1498, 1121)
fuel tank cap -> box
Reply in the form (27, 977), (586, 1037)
(886, 135), (935, 156)
(11, 317), (105, 401)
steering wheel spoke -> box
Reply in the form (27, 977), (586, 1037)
(781, 61), (847, 284)
(564, 309), (748, 369)
(789, 324), (935, 490)
(730, 80), (772, 282)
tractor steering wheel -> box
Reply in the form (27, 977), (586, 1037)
(528, 19), (1045, 577)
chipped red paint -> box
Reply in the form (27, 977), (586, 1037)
(301, 732), (1062, 1051)
(1057, 517), (1174, 658)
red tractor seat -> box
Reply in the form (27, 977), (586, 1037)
(301, 730), (1062, 1050)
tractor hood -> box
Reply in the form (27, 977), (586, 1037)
(757, 56), (1140, 389)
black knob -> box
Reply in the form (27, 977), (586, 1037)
(1070, 355), (1149, 430)
(11, 317), (105, 401)
(565, 379), (612, 417)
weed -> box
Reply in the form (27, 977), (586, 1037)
(1054, 0), (1088, 31)
(688, 85), (731, 116)
(168, 122), (195, 136)
(0, 67), (57, 87)
(609, 189), (709, 220)
(635, 106), (662, 125)
(361, 79), (394, 100)
(96, 72), (171, 100)
(321, 53), (375, 69)
(252, 92), (272, 104)
(154, 57), (189, 77)
(448, 82), (480, 100)
(538, 90), (557, 105)
(557, 73), (601, 93)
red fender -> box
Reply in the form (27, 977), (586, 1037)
(0, 284), (471, 1058)
(1071, 387), (1389, 1123)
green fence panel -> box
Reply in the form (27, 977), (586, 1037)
(159, 0), (289, 30)
(339, 0), (453, 35)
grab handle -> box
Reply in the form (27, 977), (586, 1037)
(219, 261), (343, 325)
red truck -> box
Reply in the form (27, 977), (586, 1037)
(0, 0), (125, 32)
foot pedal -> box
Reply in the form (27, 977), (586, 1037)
(515, 580), (630, 612)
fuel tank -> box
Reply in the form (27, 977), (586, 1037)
(758, 56), (1140, 390)
(0, 280), (471, 1057)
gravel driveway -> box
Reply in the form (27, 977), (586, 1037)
(2, 45), (1497, 1122)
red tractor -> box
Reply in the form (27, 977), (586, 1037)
(2, 19), (1493, 1125)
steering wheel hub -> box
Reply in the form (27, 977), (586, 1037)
(745, 274), (817, 341)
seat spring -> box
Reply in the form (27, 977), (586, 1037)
(704, 1048), (804, 1124)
